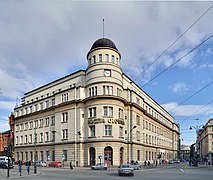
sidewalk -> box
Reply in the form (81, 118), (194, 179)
(0, 166), (41, 180)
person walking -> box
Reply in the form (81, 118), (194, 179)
(18, 160), (22, 176)
(26, 160), (31, 175)
(70, 161), (73, 169)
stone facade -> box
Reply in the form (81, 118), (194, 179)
(13, 38), (179, 166)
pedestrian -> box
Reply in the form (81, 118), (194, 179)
(18, 160), (22, 176)
(70, 161), (73, 169)
(148, 161), (150, 167)
(26, 160), (31, 175)
(144, 160), (147, 167)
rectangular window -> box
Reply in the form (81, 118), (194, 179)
(35, 104), (38, 111)
(136, 115), (140, 126)
(105, 125), (112, 136)
(89, 86), (97, 97)
(137, 150), (140, 161)
(61, 93), (68, 102)
(103, 86), (113, 95)
(39, 119), (44, 127)
(40, 102), (43, 110)
(46, 100), (49, 108)
(51, 116), (55, 125)
(40, 133), (43, 142)
(30, 106), (33, 113)
(90, 126), (95, 137)
(136, 131), (140, 141)
(34, 120), (38, 129)
(89, 107), (96, 117)
(24, 122), (28, 130)
(52, 98), (55, 106)
(45, 117), (49, 126)
(93, 55), (96, 63)
(111, 55), (114, 63)
(25, 107), (28, 114)
(24, 135), (28, 144)
(119, 127), (123, 137)
(16, 125), (19, 132)
(16, 136), (19, 145)
(62, 129), (68, 139)
(29, 134), (32, 144)
(45, 132), (49, 142)
(62, 112), (68, 122)
(103, 106), (113, 117)
(99, 54), (102, 62)
(118, 108), (123, 118)
(20, 123), (23, 131)
(105, 54), (109, 62)
(20, 136), (23, 144)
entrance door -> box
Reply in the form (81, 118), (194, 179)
(89, 147), (96, 166)
(120, 147), (124, 165)
(104, 146), (113, 166)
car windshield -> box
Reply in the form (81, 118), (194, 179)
(121, 165), (130, 168)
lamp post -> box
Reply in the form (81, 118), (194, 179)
(52, 130), (65, 167)
(127, 125), (137, 163)
(34, 128), (37, 174)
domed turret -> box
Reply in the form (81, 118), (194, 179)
(87, 38), (121, 59)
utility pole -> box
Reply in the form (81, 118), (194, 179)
(34, 128), (37, 174)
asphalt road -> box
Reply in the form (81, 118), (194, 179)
(1, 164), (213, 180)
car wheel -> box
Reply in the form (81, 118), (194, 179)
(137, 166), (141, 170)
(131, 173), (134, 176)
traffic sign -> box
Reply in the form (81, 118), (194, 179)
(99, 155), (102, 159)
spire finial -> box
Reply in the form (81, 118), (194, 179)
(103, 19), (105, 38)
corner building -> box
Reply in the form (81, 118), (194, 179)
(14, 38), (179, 166)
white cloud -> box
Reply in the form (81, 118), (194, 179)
(169, 82), (189, 94)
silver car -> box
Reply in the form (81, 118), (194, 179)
(130, 162), (142, 170)
(91, 163), (107, 170)
(118, 164), (134, 176)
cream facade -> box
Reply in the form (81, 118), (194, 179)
(197, 118), (213, 159)
(14, 38), (179, 166)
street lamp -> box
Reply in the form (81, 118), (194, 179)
(52, 130), (65, 167)
(126, 125), (137, 163)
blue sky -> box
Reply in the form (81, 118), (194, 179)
(0, 1), (213, 146)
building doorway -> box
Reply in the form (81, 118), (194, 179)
(104, 146), (113, 166)
(89, 147), (96, 166)
(120, 147), (124, 165)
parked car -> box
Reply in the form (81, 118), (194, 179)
(49, 161), (62, 167)
(168, 159), (174, 164)
(41, 162), (47, 167)
(118, 164), (134, 176)
(130, 162), (142, 170)
(91, 163), (107, 170)
(0, 156), (14, 169)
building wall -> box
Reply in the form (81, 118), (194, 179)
(13, 38), (179, 166)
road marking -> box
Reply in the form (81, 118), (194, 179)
(180, 169), (184, 172)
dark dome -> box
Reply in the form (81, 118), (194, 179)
(87, 38), (120, 58)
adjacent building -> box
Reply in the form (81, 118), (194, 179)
(197, 118), (213, 160)
(0, 130), (10, 155)
(13, 37), (179, 166)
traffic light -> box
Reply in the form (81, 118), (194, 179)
(4, 146), (8, 156)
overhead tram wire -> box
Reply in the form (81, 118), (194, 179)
(141, 34), (213, 88)
(178, 98), (213, 125)
(133, 3), (213, 82)
(168, 80), (213, 113)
